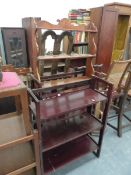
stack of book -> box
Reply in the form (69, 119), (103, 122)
(68, 9), (90, 54)
(68, 9), (90, 25)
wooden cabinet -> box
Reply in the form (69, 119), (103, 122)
(0, 27), (28, 67)
(90, 2), (131, 73)
(28, 76), (113, 174)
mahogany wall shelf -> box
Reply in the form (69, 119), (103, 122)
(22, 18), (97, 89)
(28, 76), (113, 174)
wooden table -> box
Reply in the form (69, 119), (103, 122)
(0, 72), (31, 135)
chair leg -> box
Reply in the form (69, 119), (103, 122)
(117, 95), (126, 137)
(117, 113), (122, 137)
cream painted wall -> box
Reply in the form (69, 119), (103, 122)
(0, 0), (130, 27)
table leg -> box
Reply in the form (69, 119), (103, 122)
(15, 96), (21, 114)
(20, 89), (31, 135)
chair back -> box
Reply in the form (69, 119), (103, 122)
(106, 59), (131, 90)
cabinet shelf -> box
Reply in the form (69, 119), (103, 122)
(42, 76), (90, 89)
(43, 62), (65, 69)
(43, 136), (98, 174)
(37, 88), (107, 120)
(37, 53), (96, 61)
(42, 114), (102, 152)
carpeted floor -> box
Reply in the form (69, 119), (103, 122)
(51, 112), (131, 175)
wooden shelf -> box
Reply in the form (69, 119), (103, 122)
(43, 136), (98, 173)
(38, 88), (107, 120)
(0, 112), (39, 175)
(42, 76), (90, 89)
(37, 53), (96, 61)
(73, 42), (88, 47)
(43, 62), (66, 69)
(42, 114), (102, 152)
(35, 18), (97, 32)
(28, 76), (113, 175)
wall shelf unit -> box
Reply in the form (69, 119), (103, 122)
(22, 18), (97, 89)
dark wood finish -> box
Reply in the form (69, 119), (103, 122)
(43, 136), (98, 173)
(90, 3), (131, 73)
(90, 7), (103, 48)
(36, 88), (107, 120)
(96, 7), (118, 72)
(91, 6), (118, 73)
(28, 76), (113, 174)
(42, 115), (102, 152)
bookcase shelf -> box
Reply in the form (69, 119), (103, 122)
(28, 76), (113, 174)
(42, 114), (102, 152)
(43, 136), (98, 174)
(37, 53), (95, 61)
(39, 88), (106, 120)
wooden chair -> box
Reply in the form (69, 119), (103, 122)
(94, 60), (131, 114)
(24, 18), (97, 89)
(105, 59), (131, 90)
(112, 49), (124, 61)
(120, 86), (131, 133)
(105, 60), (131, 137)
